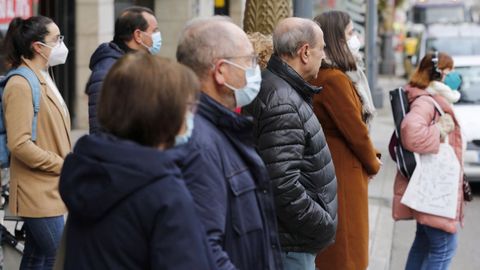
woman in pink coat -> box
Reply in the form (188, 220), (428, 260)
(392, 52), (464, 270)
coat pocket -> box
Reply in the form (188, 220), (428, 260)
(228, 170), (263, 235)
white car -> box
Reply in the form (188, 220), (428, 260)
(453, 56), (480, 181)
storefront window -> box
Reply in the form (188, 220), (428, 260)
(0, 0), (40, 74)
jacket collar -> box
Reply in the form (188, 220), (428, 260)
(198, 93), (253, 133)
(427, 81), (451, 94)
(21, 57), (47, 85)
(21, 57), (72, 147)
(266, 54), (322, 102)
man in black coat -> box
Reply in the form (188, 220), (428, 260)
(86, 6), (160, 133)
(245, 17), (338, 270)
(176, 16), (282, 270)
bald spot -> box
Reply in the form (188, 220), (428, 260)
(274, 17), (322, 41)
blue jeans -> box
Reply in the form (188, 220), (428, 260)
(405, 223), (458, 270)
(20, 216), (64, 270)
(281, 251), (316, 270)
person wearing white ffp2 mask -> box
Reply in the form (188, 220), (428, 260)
(347, 35), (361, 55)
(35, 34), (69, 115)
(2, 15), (71, 270)
(36, 36), (69, 67)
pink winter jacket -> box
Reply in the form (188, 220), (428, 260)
(392, 84), (464, 234)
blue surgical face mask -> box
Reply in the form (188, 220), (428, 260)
(223, 60), (262, 107)
(175, 112), (194, 146)
(444, 71), (462, 91)
(142, 31), (162, 55)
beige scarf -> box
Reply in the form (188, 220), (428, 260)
(324, 56), (376, 124)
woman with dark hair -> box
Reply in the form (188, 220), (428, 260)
(2, 16), (71, 269)
(392, 51), (464, 270)
(310, 11), (382, 270)
(58, 53), (214, 270)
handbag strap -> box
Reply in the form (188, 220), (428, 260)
(430, 98), (445, 116)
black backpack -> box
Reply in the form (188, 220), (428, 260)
(388, 88), (417, 179)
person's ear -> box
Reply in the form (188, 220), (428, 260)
(31, 42), (44, 56)
(213, 60), (227, 85)
(298, 43), (309, 64)
(133, 29), (143, 44)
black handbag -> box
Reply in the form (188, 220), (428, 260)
(463, 174), (473, 202)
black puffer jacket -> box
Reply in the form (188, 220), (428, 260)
(245, 55), (338, 253)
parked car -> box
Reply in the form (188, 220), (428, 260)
(420, 23), (480, 59)
(452, 56), (480, 181)
(408, 1), (469, 25)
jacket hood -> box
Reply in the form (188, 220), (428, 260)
(59, 133), (184, 221)
(85, 42), (125, 95)
(426, 81), (461, 103)
(404, 84), (430, 103)
(89, 42), (124, 70)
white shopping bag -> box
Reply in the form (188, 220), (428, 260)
(401, 141), (461, 219)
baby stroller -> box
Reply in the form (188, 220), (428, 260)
(1, 168), (24, 269)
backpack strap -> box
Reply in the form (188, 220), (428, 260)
(411, 95), (445, 120)
(1, 67), (41, 141)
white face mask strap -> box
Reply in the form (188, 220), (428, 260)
(35, 42), (50, 61)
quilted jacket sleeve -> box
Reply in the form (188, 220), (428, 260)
(256, 103), (334, 238)
(86, 80), (101, 134)
(401, 96), (441, 154)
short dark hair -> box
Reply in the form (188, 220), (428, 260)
(3, 16), (53, 68)
(98, 53), (200, 147)
(113, 6), (154, 45)
(410, 52), (454, 89)
(314, 11), (357, 72)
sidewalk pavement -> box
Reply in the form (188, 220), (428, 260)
(368, 75), (406, 270)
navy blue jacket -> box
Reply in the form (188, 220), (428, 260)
(59, 133), (215, 270)
(85, 42), (124, 134)
(181, 93), (283, 270)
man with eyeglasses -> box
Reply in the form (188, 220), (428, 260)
(244, 17), (338, 270)
(176, 16), (282, 270)
(86, 6), (161, 134)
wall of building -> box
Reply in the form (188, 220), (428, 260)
(155, 0), (214, 59)
(75, 0), (114, 129)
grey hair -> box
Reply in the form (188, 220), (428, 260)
(176, 16), (240, 79)
(273, 19), (320, 58)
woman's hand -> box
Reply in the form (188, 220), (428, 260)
(368, 157), (383, 182)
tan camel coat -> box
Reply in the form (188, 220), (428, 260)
(3, 58), (71, 217)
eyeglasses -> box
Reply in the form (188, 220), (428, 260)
(45, 35), (64, 47)
(223, 54), (258, 69)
